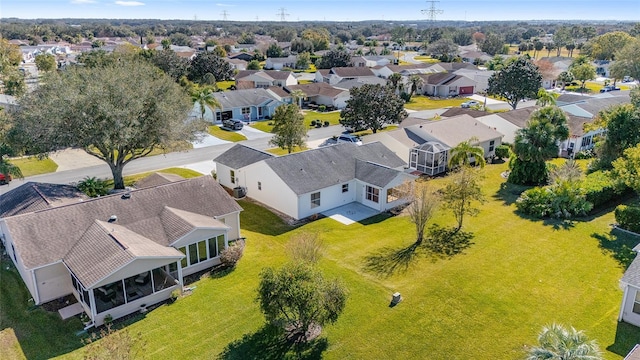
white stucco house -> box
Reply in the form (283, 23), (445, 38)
(619, 244), (640, 328)
(0, 175), (242, 327)
(265, 55), (298, 70)
(285, 82), (351, 109)
(235, 70), (298, 89)
(213, 143), (415, 220)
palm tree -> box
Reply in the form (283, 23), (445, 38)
(191, 88), (221, 121)
(448, 137), (486, 169)
(536, 88), (559, 107)
(409, 75), (424, 97)
(526, 324), (602, 360)
(387, 73), (403, 93)
(289, 89), (306, 108)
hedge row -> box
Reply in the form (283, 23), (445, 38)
(581, 170), (628, 208)
(615, 205), (640, 233)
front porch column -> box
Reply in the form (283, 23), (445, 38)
(89, 289), (97, 320)
(177, 262), (184, 294)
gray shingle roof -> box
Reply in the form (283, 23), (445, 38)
(213, 143), (275, 169)
(330, 67), (376, 77)
(134, 172), (185, 189)
(264, 142), (406, 195)
(0, 182), (88, 218)
(404, 114), (503, 147)
(3, 176), (242, 271)
(622, 254), (640, 288)
(212, 88), (281, 109)
(355, 160), (403, 188)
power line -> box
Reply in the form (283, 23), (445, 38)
(220, 10), (229, 21)
(276, 7), (289, 22)
(421, 0), (443, 22)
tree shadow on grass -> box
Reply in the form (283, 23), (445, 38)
(606, 321), (640, 357)
(358, 212), (393, 225)
(493, 181), (531, 206)
(218, 325), (328, 360)
(362, 225), (474, 278)
(592, 229), (640, 270)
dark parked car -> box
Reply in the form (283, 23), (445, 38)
(222, 119), (244, 130)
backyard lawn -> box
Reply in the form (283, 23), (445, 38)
(265, 146), (307, 155)
(208, 125), (247, 142)
(404, 95), (468, 111)
(8, 157), (58, 177)
(1, 162), (639, 359)
(250, 110), (341, 133)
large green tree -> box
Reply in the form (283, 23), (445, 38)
(613, 144), (640, 195)
(569, 57), (596, 91)
(340, 84), (407, 134)
(479, 33), (506, 56)
(11, 60), (198, 189)
(316, 49), (351, 69)
(526, 324), (602, 360)
(188, 52), (233, 83)
(269, 103), (307, 154)
(584, 31), (634, 60)
(508, 106), (569, 185)
(144, 49), (189, 81)
(257, 262), (347, 342)
(487, 57), (542, 110)
(35, 53), (56, 73)
(609, 38), (640, 84)
(0, 107), (22, 180)
(592, 102), (640, 168)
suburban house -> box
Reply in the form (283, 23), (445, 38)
(227, 52), (254, 62)
(315, 67), (379, 85)
(225, 58), (248, 71)
(363, 114), (503, 175)
(235, 70), (298, 89)
(422, 72), (477, 97)
(211, 88), (284, 122)
(0, 175), (242, 326)
(285, 82), (351, 109)
(619, 244), (640, 328)
(372, 63), (447, 79)
(351, 55), (395, 68)
(213, 143), (415, 220)
(264, 55), (298, 70)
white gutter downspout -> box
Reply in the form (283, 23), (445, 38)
(30, 270), (40, 304)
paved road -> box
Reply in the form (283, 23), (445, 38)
(0, 124), (346, 195)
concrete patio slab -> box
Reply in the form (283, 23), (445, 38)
(321, 202), (380, 225)
(58, 302), (84, 320)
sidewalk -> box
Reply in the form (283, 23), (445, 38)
(48, 148), (104, 172)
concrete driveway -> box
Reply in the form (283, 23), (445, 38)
(321, 202), (380, 225)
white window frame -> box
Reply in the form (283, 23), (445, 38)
(311, 192), (321, 208)
(366, 186), (379, 203)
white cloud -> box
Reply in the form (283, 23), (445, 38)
(115, 1), (145, 6)
(216, 3), (236, 6)
(70, 0), (97, 4)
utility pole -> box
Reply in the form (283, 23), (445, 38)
(221, 10), (229, 21)
(421, 0), (443, 22)
(276, 8), (289, 22)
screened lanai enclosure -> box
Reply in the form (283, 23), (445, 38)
(409, 141), (450, 176)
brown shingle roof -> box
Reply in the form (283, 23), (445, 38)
(3, 176), (241, 271)
(285, 83), (347, 98)
(267, 86), (290, 98)
(134, 172), (185, 189)
(0, 182), (88, 218)
(330, 67), (375, 77)
(424, 72), (455, 85)
(440, 108), (489, 118)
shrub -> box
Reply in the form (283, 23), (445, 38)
(318, 105), (326, 112)
(219, 239), (245, 268)
(77, 176), (110, 197)
(400, 92), (412, 102)
(323, 121), (330, 127)
(310, 120), (317, 126)
(574, 149), (595, 160)
(615, 205), (640, 233)
(494, 144), (511, 159)
(516, 181), (593, 219)
(516, 186), (554, 217)
(581, 170), (627, 208)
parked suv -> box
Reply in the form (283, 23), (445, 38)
(336, 134), (362, 145)
(222, 119), (244, 131)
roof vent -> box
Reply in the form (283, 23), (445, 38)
(108, 215), (117, 222)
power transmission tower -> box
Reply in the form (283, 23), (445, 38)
(421, 0), (443, 22)
(221, 10), (229, 21)
(276, 8), (289, 22)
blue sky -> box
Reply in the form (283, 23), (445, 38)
(1, 0), (638, 21)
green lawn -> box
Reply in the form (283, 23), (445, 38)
(250, 111), (341, 133)
(404, 95), (468, 111)
(2, 162), (639, 359)
(265, 146), (308, 155)
(413, 55), (440, 63)
(565, 81), (633, 94)
(102, 167), (204, 188)
(216, 81), (235, 91)
(8, 157), (58, 177)
(208, 125), (247, 142)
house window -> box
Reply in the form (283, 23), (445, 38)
(489, 140), (495, 152)
(241, 107), (250, 115)
(366, 186), (379, 203)
(581, 136), (592, 148)
(342, 184), (349, 193)
(198, 240), (208, 263)
(208, 234), (225, 258)
(216, 111), (222, 121)
(179, 246), (187, 268)
(311, 192), (320, 208)
(633, 290), (640, 314)
(230, 170), (235, 184)
(189, 243), (199, 265)
(258, 181), (262, 190)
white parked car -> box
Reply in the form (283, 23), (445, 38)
(461, 100), (479, 108)
(336, 134), (362, 145)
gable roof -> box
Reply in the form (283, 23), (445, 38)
(355, 160), (404, 188)
(404, 114), (503, 147)
(212, 88), (281, 109)
(285, 83), (348, 98)
(134, 172), (185, 189)
(3, 176), (242, 271)
(264, 142), (406, 195)
(213, 143), (275, 169)
(330, 67), (376, 77)
(64, 220), (183, 288)
(0, 182), (88, 218)
(235, 70), (293, 81)
(334, 77), (387, 90)
(424, 72), (456, 85)
(440, 107), (489, 118)
(622, 254), (640, 288)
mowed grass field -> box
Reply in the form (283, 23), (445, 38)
(1, 162), (639, 359)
